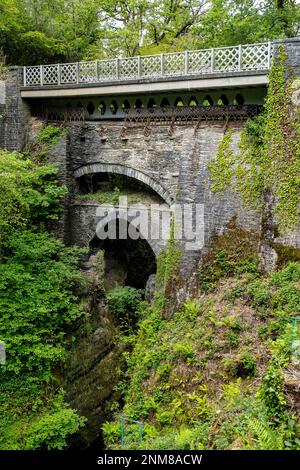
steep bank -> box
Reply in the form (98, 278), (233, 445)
(102, 253), (300, 450)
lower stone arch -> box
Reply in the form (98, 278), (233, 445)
(90, 213), (160, 289)
(74, 163), (173, 206)
(92, 211), (162, 258)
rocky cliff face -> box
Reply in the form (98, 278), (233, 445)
(63, 252), (126, 448)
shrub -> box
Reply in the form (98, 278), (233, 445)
(107, 286), (143, 316)
(260, 362), (286, 420)
(172, 342), (195, 363)
(228, 331), (240, 349)
(106, 286), (143, 331)
(223, 351), (257, 378)
(37, 125), (65, 145)
(26, 408), (86, 450)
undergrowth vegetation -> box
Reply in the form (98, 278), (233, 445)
(102, 256), (300, 450)
(0, 147), (86, 450)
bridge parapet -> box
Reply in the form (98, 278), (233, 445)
(23, 42), (271, 88)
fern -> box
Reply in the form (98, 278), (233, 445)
(248, 417), (284, 450)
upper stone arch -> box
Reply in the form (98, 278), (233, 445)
(74, 163), (173, 206)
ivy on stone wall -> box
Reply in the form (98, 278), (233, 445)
(209, 47), (300, 234)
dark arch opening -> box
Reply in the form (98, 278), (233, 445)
(109, 100), (119, 115)
(218, 94), (229, 105)
(147, 98), (156, 109)
(134, 98), (143, 109)
(174, 97), (184, 106)
(122, 99), (131, 110)
(234, 93), (245, 106)
(76, 172), (165, 203)
(203, 95), (213, 107)
(160, 97), (170, 108)
(87, 101), (95, 115)
(188, 96), (198, 107)
(98, 101), (106, 115)
(90, 222), (156, 289)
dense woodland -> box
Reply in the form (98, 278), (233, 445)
(0, 0), (300, 453)
(0, 1), (300, 64)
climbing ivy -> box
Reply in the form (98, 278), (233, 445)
(209, 48), (300, 234)
(155, 219), (181, 310)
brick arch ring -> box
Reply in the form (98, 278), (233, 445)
(73, 163), (173, 206)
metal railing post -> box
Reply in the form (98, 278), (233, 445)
(23, 66), (26, 86)
(238, 44), (242, 71)
(76, 62), (80, 84)
(137, 56), (141, 79)
(58, 64), (61, 85)
(116, 58), (120, 79)
(96, 60), (99, 82)
(161, 53), (164, 77)
(211, 48), (215, 73)
(40, 65), (43, 86)
(184, 50), (188, 75)
(94, 60), (97, 82)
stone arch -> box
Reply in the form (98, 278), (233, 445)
(92, 211), (162, 257)
(74, 163), (173, 206)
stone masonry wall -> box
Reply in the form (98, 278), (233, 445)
(0, 67), (30, 152)
(64, 121), (262, 277)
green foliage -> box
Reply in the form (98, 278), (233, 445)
(37, 125), (65, 145)
(246, 262), (300, 315)
(227, 331), (240, 349)
(0, 150), (66, 243)
(0, 145), (86, 449)
(103, 263), (300, 450)
(25, 409), (84, 450)
(209, 49), (300, 234)
(0, 230), (85, 379)
(107, 286), (143, 317)
(77, 187), (144, 206)
(102, 421), (121, 448)
(106, 286), (143, 332)
(25, 396), (86, 450)
(199, 249), (259, 292)
(223, 351), (257, 378)
(209, 130), (236, 193)
(0, 228), (85, 449)
(155, 221), (181, 309)
(260, 362), (286, 420)
(1, 1), (299, 65)
(194, 0), (300, 50)
(247, 417), (284, 450)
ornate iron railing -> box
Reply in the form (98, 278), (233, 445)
(32, 107), (85, 124)
(32, 104), (262, 126)
(124, 105), (263, 125)
(23, 42), (272, 87)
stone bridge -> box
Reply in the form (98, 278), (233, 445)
(1, 37), (300, 278)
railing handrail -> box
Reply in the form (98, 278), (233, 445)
(23, 41), (273, 88)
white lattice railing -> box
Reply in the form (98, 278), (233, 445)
(23, 42), (272, 87)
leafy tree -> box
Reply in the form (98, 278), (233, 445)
(1, 0), (300, 65)
(193, 0), (300, 49)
